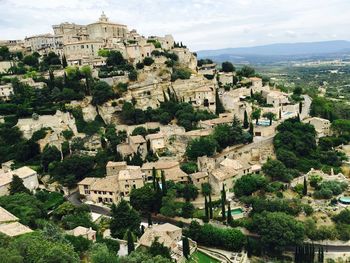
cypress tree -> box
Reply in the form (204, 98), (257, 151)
(161, 170), (167, 196)
(204, 196), (209, 222)
(140, 225), (145, 235)
(243, 110), (249, 129)
(209, 193), (213, 219)
(249, 122), (254, 137)
(152, 167), (157, 190)
(227, 202), (233, 226)
(182, 237), (190, 259)
(127, 230), (135, 255)
(148, 212), (153, 226)
(215, 89), (225, 115)
(279, 108), (282, 119)
(221, 184), (226, 221)
(9, 175), (30, 195)
(299, 101), (303, 114)
(250, 88), (253, 97)
(49, 69), (55, 90)
(303, 177), (308, 196)
(62, 54), (68, 68)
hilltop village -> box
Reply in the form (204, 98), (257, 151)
(0, 13), (350, 263)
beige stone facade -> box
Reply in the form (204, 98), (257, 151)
(0, 166), (39, 196)
(78, 162), (145, 204)
(303, 117), (331, 137)
(141, 160), (188, 183)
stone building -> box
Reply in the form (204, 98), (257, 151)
(145, 132), (166, 153)
(0, 206), (33, 237)
(78, 161), (145, 204)
(0, 165), (39, 196)
(303, 117), (331, 137)
(117, 135), (148, 159)
(141, 160), (188, 183)
(139, 223), (196, 262)
(24, 33), (56, 54)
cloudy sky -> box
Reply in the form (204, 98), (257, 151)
(0, 0), (349, 51)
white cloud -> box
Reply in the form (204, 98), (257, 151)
(0, 0), (349, 50)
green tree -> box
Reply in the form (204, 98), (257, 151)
(243, 110), (249, 129)
(9, 175), (30, 195)
(215, 89), (225, 115)
(185, 137), (217, 160)
(41, 145), (61, 172)
(221, 61), (235, 72)
(303, 177), (308, 196)
(233, 174), (268, 197)
(238, 65), (255, 77)
(204, 195), (209, 222)
(262, 112), (276, 126)
(149, 239), (171, 259)
(62, 54), (68, 68)
(251, 211), (304, 253)
(130, 184), (157, 213)
(227, 202), (233, 226)
(23, 55), (39, 67)
(251, 108), (261, 124)
(221, 184), (226, 221)
(182, 237), (190, 259)
(90, 243), (118, 263)
(110, 200), (141, 239)
(65, 234), (92, 255)
(91, 81), (114, 105)
(80, 65), (92, 95)
(127, 230), (135, 255)
(262, 159), (293, 182)
(143, 57), (154, 66)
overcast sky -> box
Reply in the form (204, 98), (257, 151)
(0, 0), (349, 51)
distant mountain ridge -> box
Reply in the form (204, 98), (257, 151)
(196, 40), (350, 64)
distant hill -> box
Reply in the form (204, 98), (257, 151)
(196, 40), (350, 64)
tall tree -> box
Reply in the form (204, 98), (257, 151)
(152, 167), (157, 190)
(243, 110), (249, 129)
(161, 170), (167, 196)
(215, 90), (225, 115)
(227, 202), (233, 226)
(251, 108), (261, 124)
(249, 122), (254, 137)
(299, 101), (303, 114)
(147, 212), (153, 226)
(303, 177), (308, 196)
(182, 237), (190, 259)
(204, 196), (209, 222)
(263, 112), (276, 126)
(9, 175), (30, 195)
(209, 193), (213, 219)
(62, 54), (68, 68)
(110, 200), (141, 238)
(221, 184), (226, 221)
(127, 230), (135, 255)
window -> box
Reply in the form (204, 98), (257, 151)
(81, 45), (84, 49)
(84, 185), (89, 189)
(103, 191), (106, 195)
(110, 192), (113, 195)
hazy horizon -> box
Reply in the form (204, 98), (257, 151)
(1, 0), (350, 51)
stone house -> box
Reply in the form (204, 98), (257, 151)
(16, 110), (78, 139)
(0, 206), (33, 237)
(139, 223), (196, 262)
(67, 226), (96, 242)
(192, 86), (216, 112)
(303, 117), (331, 137)
(0, 165), (39, 196)
(141, 160), (188, 183)
(266, 90), (289, 108)
(189, 172), (208, 188)
(249, 77), (263, 92)
(198, 113), (234, 129)
(145, 132), (166, 153)
(117, 135), (148, 159)
(198, 63), (217, 75)
(218, 72), (235, 86)
(78, 161), (145, 204)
